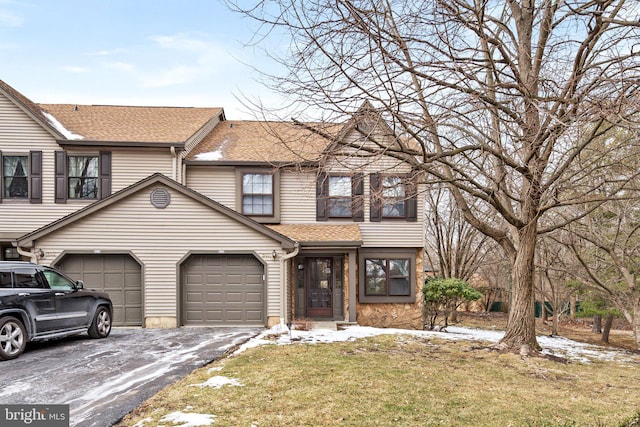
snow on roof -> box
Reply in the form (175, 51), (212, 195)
(42, 111), (84, 140)
(194, 150), (224, 161)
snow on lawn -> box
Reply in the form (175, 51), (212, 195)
(191, 376), (244, 389)
(235, 324), (637, 363)
(159, 411), (215, 427)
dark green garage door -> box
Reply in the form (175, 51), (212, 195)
(182, 254), (265, 326)
(55, 254), (143, 326)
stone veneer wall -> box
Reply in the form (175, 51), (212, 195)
(355, 249), (424, 329)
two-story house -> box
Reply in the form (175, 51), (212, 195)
(1, 79), (425, 330)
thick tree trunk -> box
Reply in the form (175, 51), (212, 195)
(569, 295), (576, 321)
(500, 225), (540, 354)
(601, 314), (613, 344)
(592, 315), (602, 334)
(633, 301), (640, 350)
(551, 307), (559, 336)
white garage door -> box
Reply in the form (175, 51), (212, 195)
(182, 254), (265, 326)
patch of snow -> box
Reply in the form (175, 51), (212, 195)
(195, 150), (223, 161)
(234, 325), (637, 364)
(42, 111), (84, 140)
(192, 376), (243, 389)
(132, 417), (153, 427)
(207, 366), (223, 374)
(160, 411), (215, 427)
(0, 381), (31, 398)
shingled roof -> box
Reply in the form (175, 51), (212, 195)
(267, 224), (362, 246)
(185, 120), (342, 164)
(0, 79), (65, 139)
(39, 104), (223, 144)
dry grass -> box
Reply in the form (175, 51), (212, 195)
(118, 330), (640, 427)
(456, 312), (638, 351)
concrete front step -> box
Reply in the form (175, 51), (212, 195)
(292, 320), (359, 331)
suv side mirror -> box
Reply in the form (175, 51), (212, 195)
(75, 280), (85, 289)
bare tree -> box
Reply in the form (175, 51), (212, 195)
(228, 0), (640, 354)
(561, 194), (640, 349)
(535, 235), (577, 336)
(424, 186), (494, 281)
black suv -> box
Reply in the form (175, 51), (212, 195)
(0, 261), (113, 360)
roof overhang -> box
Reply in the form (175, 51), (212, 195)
(183, 160), (319, 167)
(299, 241), (363, 249)
(56, 140), (186, 149)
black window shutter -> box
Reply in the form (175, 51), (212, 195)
(406, 178), (418, 222)
(369, 173), (381, 222)
(352, 172), (364, 222)
(29, 151), (42, 204)
(54, 151), (67, 203)
(316, 172), (328, 221)
(99, 151), (112, 200)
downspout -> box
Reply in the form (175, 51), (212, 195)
(279, 243), (300, 331)
(170, 146), (178, 182)
(16, 245), (38, 264)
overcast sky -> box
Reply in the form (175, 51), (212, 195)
(0, 0), (284, 118)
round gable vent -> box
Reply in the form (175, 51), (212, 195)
(150, 188), (171, 209)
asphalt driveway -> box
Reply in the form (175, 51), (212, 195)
(0, 327), (262, 427)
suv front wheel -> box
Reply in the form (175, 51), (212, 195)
(88, 307), (112, 339)
(0, 316), (27, 360)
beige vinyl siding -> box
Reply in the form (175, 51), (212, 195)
(185, 166), (236, 209)
(280, 145), (425, 247)
(280, 170), (316, 223)
(110, 150), (174, 191)
(0, 93), (81, 233)
(35, 186), (283, 319)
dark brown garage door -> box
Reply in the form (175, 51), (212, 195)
(55, 254), (143, 326)
(182, 254), (265, 326)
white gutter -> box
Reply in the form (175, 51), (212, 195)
(278, 243), (300, 331)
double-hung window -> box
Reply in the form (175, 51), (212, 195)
(327, 176), (352, 218)
(370, 173), (417, 222)
(0, 151), (42, 204)
(316, 173), (364, 221)
(68, 155), (99, 199)
(2, 155), (28, 199)
(381, 176), (406, 218)
(242, 173), (273, 215)
(55, 151), (111, 203)
(236, 169), (280, 223)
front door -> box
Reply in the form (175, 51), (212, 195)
(306, 258), (332, 317)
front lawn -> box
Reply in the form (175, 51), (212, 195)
(118, 333), (640, 427)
